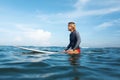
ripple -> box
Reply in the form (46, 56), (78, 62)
(0, 46), (120, 80)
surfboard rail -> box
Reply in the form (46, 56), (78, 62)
(15, 46), (56, 54)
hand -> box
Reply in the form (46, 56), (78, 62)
(62, 50), (67, 53)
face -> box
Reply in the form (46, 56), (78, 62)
(68, 24), (74, 31)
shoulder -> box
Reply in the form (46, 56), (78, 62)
(74, 31), (79, 35)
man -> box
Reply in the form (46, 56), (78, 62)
(64, 22), (81, 54)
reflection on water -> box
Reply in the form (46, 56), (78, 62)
(68, 54), (80, 80)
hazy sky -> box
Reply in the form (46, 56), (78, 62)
(0, 0), (120, 47)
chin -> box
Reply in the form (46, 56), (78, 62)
(68, 29), (71, 31)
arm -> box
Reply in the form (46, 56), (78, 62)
(65, 42), (71, 51)
(73, 32), (81, 50)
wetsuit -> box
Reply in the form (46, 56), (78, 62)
(65, 30), (81, 53)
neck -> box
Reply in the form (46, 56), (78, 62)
(70, 30), (75, 32)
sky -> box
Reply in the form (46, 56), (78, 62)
(0, 0), (120, 47)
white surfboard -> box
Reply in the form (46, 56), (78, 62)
(15, 46), (56, 54)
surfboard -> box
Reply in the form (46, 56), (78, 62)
(15, 46), (55, 54)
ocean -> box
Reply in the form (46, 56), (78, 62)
(0, 46), (120, 80)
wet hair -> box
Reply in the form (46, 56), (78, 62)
(68, 22), (75, 25)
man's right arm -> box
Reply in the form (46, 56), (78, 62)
(65, 43), (71, 51)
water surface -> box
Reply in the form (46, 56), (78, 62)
(0, 46), (120, 80)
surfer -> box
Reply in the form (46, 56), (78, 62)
(64, 22), (81, 54)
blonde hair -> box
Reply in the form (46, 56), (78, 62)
(68, 22), (76, 31)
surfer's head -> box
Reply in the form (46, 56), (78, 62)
(68, 22), (76, 32)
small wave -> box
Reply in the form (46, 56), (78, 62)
(0, 46), (120, 80)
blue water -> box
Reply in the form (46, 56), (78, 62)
(0, 46), (120, 80)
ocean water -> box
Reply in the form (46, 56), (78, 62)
(0, 46), (120, 80)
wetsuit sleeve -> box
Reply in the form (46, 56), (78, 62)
(65, 42), (71, 51)
(73, 32), (81, 50)
(65, 34), (72, 51)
